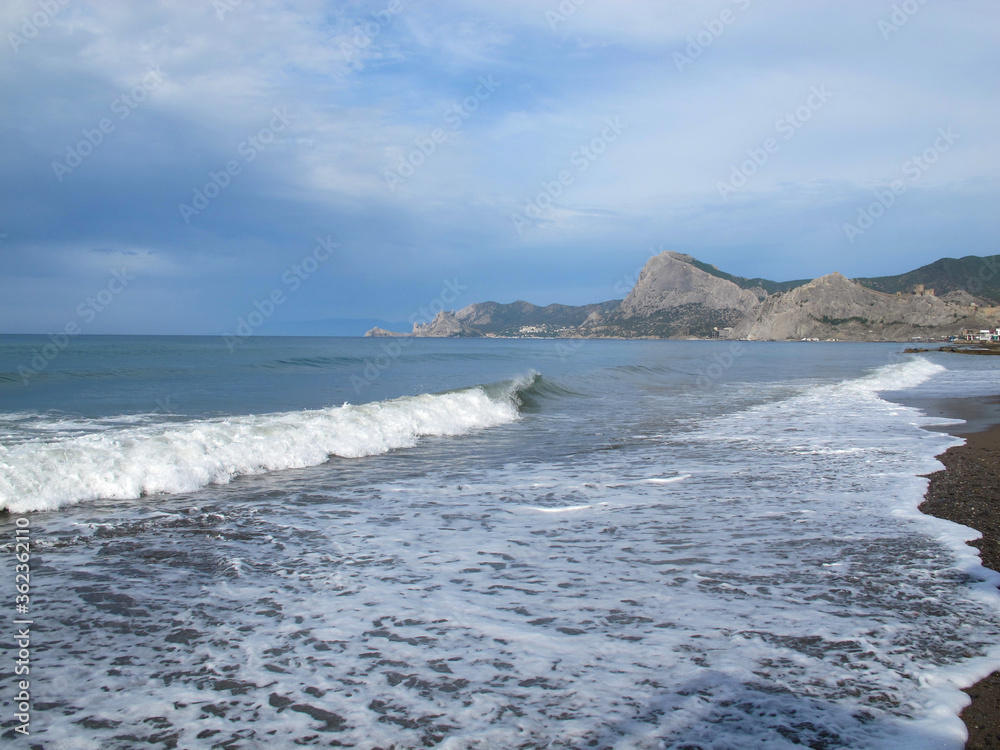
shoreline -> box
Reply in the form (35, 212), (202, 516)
(918, 409), (1000, 750)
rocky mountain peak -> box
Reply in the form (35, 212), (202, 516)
(412, 311), (481, 337)
(619, 251), (761, 319)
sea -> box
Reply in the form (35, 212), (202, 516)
(1, 335), (999, 750)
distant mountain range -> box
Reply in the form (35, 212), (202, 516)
(366, 252), (1000, 341)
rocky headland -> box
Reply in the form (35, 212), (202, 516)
(365, 252), (1000, 341)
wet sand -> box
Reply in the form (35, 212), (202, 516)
(919, 414), (1000, 750)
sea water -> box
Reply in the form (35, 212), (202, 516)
(1, 336), (999, 749)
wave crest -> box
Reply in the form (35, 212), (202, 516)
(0, 378), (530, 513)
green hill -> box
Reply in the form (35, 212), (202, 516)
(854, 254), (1000, 304)
(682, 256), (810, 296)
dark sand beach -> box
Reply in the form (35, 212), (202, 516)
(920, 412), (1000, 750)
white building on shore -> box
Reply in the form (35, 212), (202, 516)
(962, 328), (1000, 342)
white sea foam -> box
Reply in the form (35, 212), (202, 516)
(525, 503), (595, 513)
(690, 357), (952, 456)
(10, 352), (1000, 749)
(0, 381), (525, 513)
(645, 474), (691, 484)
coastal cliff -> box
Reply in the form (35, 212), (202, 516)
(364, 311), (481, 338)
(619, 252), (762, 318)
(368, 252), (1000, 341)
(581, 252), (762, 338)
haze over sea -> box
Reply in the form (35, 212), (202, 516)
(1, 335), (999, 748)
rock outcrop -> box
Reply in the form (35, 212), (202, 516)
(940, 289), (989, 306)
(364, 311), (481, 338)
(619, 252), (763, 318)
(582, 251), (762, 338)
(364, 252), (1000, 341)
(412, 311), (481, 337)
(732, 272), (986, 340)
(363, 327), (400, 337)
(854, 254), (1000, 305)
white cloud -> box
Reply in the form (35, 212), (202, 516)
(1, 0), (998, 330)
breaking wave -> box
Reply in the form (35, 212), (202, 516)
(0, 374), (541, 513)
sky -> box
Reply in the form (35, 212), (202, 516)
(0, 0), (998, 335)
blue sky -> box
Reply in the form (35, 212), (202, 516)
(1, 0), (998, 334)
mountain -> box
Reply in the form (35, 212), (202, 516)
(368, 251), (1000, 341)
(854, 254), (1000, 305)
(682, 255), (810, 297)
(618, 252), (762, 317)
(454, 299), (620, 336)
(364, 311), (481, 338)
(413, 311), (481, 337)
(732, 272), (989, 341)
(580, 251), (762, 338)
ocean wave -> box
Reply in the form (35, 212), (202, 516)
(0, 374), (540, 513)
(687, 356), (952, 458)
(485, 371), (580, 409)
(257, 354), (365, 370)
(835, 354), (947, 396)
